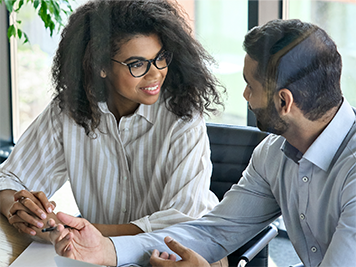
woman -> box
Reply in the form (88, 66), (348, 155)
(0, 0), (224, 239)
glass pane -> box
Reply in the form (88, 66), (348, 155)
(287, 0), (356, 106)
(14, 1), (86, 142)
(195, 0), (248, 125)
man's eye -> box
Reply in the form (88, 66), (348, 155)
(129, 61), (145, 68)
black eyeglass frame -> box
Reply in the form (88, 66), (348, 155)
(111, 50), (173, 78)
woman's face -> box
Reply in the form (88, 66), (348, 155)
(104, 33), (168, 118)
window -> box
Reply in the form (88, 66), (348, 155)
(286, 0), (356, 106)
(194, 0), (249, 125)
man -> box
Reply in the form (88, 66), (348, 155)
(49, 19), (356, 267)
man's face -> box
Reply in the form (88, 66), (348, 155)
(243, 54), (288, 135)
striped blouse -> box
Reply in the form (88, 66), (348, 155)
(0, 99), (219, 232)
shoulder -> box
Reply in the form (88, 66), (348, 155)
(151, 99), (206, 136)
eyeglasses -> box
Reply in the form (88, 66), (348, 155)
(111, 49), (173, 78)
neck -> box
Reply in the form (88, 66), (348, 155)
(107, 98), (139, 123)
(283, 104), (341, 154)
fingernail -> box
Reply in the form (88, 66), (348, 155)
(40, 212), (47, 219)
(30, 230), (36, 235)
(47, 207), (53, 213)
(37, 222), (44, 228)
(166, 236), (173, 243)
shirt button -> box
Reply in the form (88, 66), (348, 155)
(123, 176), (127, 181)
(311, 246), (317, 253)
(302, 176), (309, 183)
(300, 214), (305, 220)
(122, 208), (127, 213)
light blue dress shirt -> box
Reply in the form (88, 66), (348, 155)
(111, 99), (356, 267)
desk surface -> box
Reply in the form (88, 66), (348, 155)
(0, 214), (33, 267)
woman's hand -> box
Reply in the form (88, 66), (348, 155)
(48, 212), (117, 266)
(7, 189), (56, 235)
(150, 236), (210, 267)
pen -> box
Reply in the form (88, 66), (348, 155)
(41, 225), (72, 232)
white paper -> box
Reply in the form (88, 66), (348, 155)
(54, 256), (104, 267)
(9, 241), (57, 267)
(10, 241), (104, 267)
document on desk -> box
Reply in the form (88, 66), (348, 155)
(9, 241), (104, 267)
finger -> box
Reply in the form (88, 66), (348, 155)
(169, 254), (177, 261)
(9, 210), (45, 229)
(150, 250), (176, 267)
(12, 195), (47, 220)
(13, 222), (37, 236)
(50, 200), (57, 210)
(49, 223), (70, 245)
(53, 230), (73, 255)
(163, 236), (191, 261)
(56, 212), (87, 230)
(159, 252), (170, 260)
(32, 191), (54, 213)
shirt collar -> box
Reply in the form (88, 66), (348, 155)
(98, 100), (159, 125)
(282, 98), (355, 170)
(302, 99), (355, 171)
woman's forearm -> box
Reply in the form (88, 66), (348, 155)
(93, 223), (144, 237)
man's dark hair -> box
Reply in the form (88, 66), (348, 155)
(243, 19), (342, 121)
(52, 0), (224, 135)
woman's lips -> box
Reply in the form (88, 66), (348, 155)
(140, 83), (160, 95)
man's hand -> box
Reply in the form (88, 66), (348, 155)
(48, 212), (117, 267)
(150, 236), (210, 267)
(7, 189), (56, 236)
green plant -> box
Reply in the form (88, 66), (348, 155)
(1, 0), (73, 43)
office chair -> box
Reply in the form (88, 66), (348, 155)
(207, 123), (278, 267)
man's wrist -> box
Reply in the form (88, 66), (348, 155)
(103, 237), (118, 267)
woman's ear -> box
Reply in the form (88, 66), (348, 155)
(100, 70), (107, 78)
(276, 88), (293, 115)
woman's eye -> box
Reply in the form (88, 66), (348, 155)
(156, 53), (166, 61)
(130, 61), (145, 68)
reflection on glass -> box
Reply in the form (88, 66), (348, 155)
(195, 0), (248, 125)
(287, 0), (356, 106)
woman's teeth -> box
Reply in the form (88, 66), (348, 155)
(144, 85), (158, 91)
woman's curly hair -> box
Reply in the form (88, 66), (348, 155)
(52, 0), (225, 135)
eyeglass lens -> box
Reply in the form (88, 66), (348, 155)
(129, 51), (173, 77)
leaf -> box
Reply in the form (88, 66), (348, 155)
(4, 0), (15, 12)
(17, 28), (22, 39)
(34, 0), (40, 9)
(7, 24), (16, 39)
(15, 0), (25, 12)
(23, 32), (29, 44)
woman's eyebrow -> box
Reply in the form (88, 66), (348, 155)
(123, 48), (164, 63)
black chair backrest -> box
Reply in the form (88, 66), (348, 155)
(207, 123), (269, 267)
(207, 123), (268, 201)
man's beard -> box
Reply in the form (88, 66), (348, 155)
(250, 100), (289, 135)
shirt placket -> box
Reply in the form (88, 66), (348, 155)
(298, 159), (322, 266)
(117, 117), (132, 222)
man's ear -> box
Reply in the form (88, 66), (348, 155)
(275, 88), (293, 115)
(100, 70), (107, 78)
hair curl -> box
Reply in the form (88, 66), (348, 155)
(51, 0), (225, 135)
(243, 19), (342, 121)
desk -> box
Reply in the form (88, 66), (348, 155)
(0, 214), (32, 267)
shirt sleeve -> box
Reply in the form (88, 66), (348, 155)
(0, 101), (68, 198)
(111, 140), (281, 266)
(130, 117), (219, 232)
(319, 171), (356, 266)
